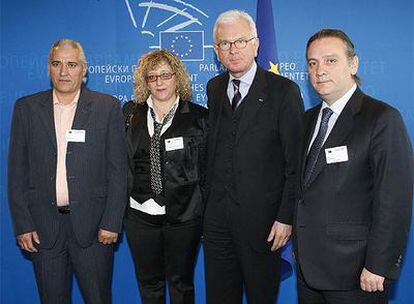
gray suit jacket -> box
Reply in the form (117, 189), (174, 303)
(8, 87), (128, 248)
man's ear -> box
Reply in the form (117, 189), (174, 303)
(254, 37), (260, 57)
(350, 55), (359, 75)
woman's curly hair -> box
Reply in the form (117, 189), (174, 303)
(133, 50), (192, 104)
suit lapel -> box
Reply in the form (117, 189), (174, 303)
(165, 99), (190, 136)
(126, 103), (147, 160)
(235, 68), (266, 143)
(301, 106), (320, 186)
(207, 74), (228, 163)
(38, 90), (57, 150)
(71, 88), (92, 130)
(305, 89), (363, 187)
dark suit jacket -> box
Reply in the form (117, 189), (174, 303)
(295, 88), (413, 290)
(123, 99), (208, 223)
(206, 66), (304, 252)
(8, 88), (128, 248)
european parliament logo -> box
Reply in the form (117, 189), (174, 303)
(124, 0), (211, 61)
(160, 31), (204, 61)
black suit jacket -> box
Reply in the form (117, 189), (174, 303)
(124, 99), (208, 223)
(206, 67), (304, 252)
(295, 88), (413, 290)
(8, 88), (128, 248)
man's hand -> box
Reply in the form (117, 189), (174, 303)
(267, 221), (292, 252)
(17, 231), (40, 253)
(360, 267), (385, 292)
(98, 229), (118, 245)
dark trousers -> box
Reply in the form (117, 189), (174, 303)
(30, 213), (113, 304)
(125, 213), (201, 304)
(297, 265), (389, 304)
(203, 194), (281, 304)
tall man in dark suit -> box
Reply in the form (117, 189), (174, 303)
(203, 10), (304, 304)
(295, 29), (413, 304)
(7, 39), (128, 304)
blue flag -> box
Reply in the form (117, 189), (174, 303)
(160, 31), (204, 61)
(256, 0), (280, 74)
(256, 0), (294, 280)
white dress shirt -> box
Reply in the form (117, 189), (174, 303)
(227, 61), (257, 106)
(308, 84), (357, 153)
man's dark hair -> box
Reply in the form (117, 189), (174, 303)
(306, 29), (360, 85)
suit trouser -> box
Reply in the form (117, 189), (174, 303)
(203, 194), (281, 304)
(30, 212), (113, 304)
(125, 213), (201, 304)
(297, 265), (388, 304)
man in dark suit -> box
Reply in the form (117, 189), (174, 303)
(7, 39), (127, 304)
(203, 10), (304, 304)
(294, 29), (413, 304)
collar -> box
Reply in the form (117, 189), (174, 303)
(229, 61), (257, 87)
(146, 95), (180, 122)
(52, 89), (80, 106)
(321, 84), (357, 116)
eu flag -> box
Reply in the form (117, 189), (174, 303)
(160, 31), (204, 61)
(256, 0), (294, 280)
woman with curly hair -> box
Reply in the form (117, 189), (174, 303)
(123, 50), (207, 304)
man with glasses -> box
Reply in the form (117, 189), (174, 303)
(8, 38), (127, 303)
(203, 9), (304, 304)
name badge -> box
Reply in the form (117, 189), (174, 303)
(66, 129), (86, 142)
(165, 137), (184, 151)
(325, 146), (348, 164)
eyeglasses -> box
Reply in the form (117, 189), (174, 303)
(215, 37), (257, 51)
(145, 72), (176, 83)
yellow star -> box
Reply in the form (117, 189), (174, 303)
(268, 61), (280, 75)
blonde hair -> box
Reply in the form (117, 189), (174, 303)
(133, 50), (192, 104)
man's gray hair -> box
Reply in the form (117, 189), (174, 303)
(213, 10), (257, 43)
(49, 38), (87, 83)
(49, 38), (87, 67)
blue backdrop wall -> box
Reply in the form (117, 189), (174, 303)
(1, 0), (413, 303)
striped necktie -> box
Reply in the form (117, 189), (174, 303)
(231, 79), (242, 110)
(303, 107), (334, 188)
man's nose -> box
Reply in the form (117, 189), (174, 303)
(60, 64), (68, 76)
(229, 42), (238, 54)
(316, 64), (327, 77)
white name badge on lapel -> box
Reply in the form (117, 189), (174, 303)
(165, 137), (184, 151)
(325, 146), (349, 164)
(66, 129), (86, 142)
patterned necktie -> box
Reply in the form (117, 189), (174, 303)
(149, 103), (177, 196)
(231, 79), (242, 110)
(303, 107), (334, 188)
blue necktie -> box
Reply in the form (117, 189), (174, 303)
(303, 107), (334, 188)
